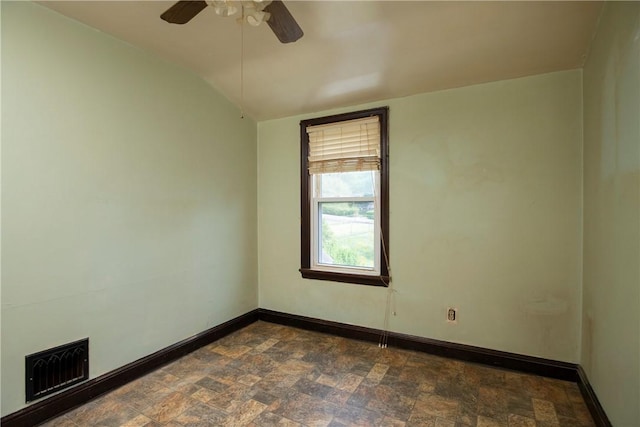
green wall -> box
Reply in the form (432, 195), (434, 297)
(258, 70), (584, 363)
(1, 2), (257, 415)
(3, 1), (639, 424)
(582, 2), (640, 425)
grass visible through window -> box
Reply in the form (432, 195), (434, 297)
(320, 202), (374, 268)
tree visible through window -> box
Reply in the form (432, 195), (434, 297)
(300, 107), (390, 286)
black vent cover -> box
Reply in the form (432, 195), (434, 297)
(25, 338), (89, 402)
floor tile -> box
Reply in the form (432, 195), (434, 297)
(508, 413), (537, 427)
(532, 398), (560, 423)
(413, 392), (460, 420)
(141, 391), (193, 423)
(477, 415), (508, 427)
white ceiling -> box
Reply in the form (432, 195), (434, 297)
(40, 1), (603, 121)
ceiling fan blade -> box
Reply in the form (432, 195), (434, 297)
(264, 0), (303, 43)
(161, 1), (208, 24)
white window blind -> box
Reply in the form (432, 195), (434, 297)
(306, 116), (380, 174)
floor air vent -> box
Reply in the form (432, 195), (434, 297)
(25, 338), (89, 402)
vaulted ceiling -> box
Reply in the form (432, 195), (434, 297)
(40, 1), (602, 121)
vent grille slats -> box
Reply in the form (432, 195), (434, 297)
(26, 339), (89, 402)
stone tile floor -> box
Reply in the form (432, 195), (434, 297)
(42, 321), (595, 427)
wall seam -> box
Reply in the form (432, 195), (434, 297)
(577, 68), (585, 365)
(256, 122), (262, 308)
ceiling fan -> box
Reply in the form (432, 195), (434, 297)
(160, 0), (303, 44)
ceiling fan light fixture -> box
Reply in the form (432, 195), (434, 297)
(209, 0), (239, 17)
(207, 0), (272, 19)
(246, 10), (270, 26)
(222, 5), (239, 17)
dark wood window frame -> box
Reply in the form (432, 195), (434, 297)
(299, 106), (390, 287)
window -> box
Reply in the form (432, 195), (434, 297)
(300, 107), (390, 286)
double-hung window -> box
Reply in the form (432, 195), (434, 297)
(300, 107), (390, 286)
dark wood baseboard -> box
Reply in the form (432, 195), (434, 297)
(577, 366), (613, 427)
(258, 308), (613, 427)
(258, 309), (577, 381)
(1, 309), (259, 427)
(2, 307), (612, 427)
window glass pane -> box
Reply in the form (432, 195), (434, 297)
(319, 202), (374, 268)
(319, 171), (375, 197)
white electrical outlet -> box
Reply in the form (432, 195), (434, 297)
(446, 307), (458, 324)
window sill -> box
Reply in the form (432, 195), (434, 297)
(299, 268), (390, 287)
